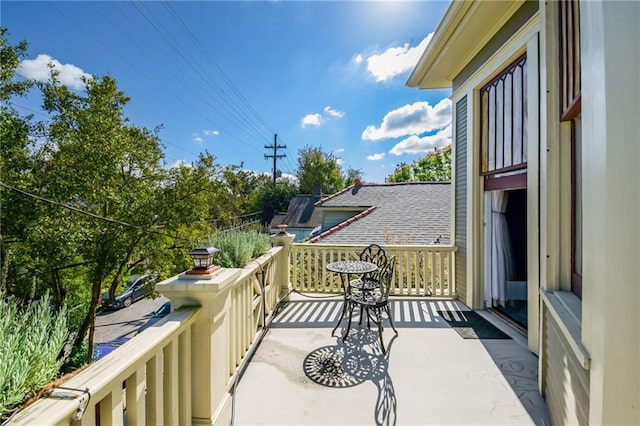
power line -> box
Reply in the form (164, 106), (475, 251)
(0, 181), (203, 245)
(131, 2), (271, 149)
(48, 1), (266, 154)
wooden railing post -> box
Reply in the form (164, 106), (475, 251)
(270, 231), (295, 299)
(156, 268), (241, 426)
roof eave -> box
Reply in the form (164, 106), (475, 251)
(407, 0), (525, 90)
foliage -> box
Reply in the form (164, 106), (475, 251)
(386, 145), (452, 183)
(296, 145), (346, 194)
(209, 166), (272, 228)
(209, 229), (271, 268)
(0, 293), (68, 420)
(0, 33), (229, 364)
(249, 180), (298, 225)
(344, 167), (363, 185)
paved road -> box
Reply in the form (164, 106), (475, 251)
(94, 295), (170, 343)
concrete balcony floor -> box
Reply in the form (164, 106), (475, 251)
(233, 296), (550, 425)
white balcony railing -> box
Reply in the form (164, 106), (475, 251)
(11, 240), (289, 426)
(291, 243), (456, 297)
(10, 237), (455, 425)
(11, 306), (201, 425)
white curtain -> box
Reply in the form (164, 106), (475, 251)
(490, 191), (514, 307)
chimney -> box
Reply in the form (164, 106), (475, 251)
(313, 183), (322, 198)
(354, 178), (363, 187)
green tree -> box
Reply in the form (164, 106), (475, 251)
(249, 180), (298, 225)
(386, 145), (452, 182)
(0, 29), (38, 294)
(1, 58), (220, 363)
(0, 30), (270, 367)
(209, 166), (270, 228)
(345, 167), (363, 186)
(296, 145), (345, 194)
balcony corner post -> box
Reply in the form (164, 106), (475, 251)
(270, 231), (294, 300)
(155, 268), (242, 426)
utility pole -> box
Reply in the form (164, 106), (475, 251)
(264, 133), (286, 184)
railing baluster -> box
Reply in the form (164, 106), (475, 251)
(439, 251), (445, 296)
(163, 340), (179, 425)
(421, 250), (428, 296)
(414, 249), (419, 295)
(125, 366), (146, 426)
(179, 328), (192, 425)
(146, 353), (164, 425)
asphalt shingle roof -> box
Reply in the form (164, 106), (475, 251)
(310, 182), (451, 245)
(269, 195), (323, 229)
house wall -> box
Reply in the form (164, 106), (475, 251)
(321, 210), (362, 232)
(413, 0), (639, 423)
(454, 97), (468, 306)
(579, 2), (640, 423)
(538, 1), (640, 424)
(449, 4), (541, 349)
(542, 302), (590, 425)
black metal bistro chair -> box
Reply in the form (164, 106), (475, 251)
(349, 244), (388, 293)
(344, 256), (398, 354)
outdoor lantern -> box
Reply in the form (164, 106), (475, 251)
(277, 224), (288, 234)
(187, 247), (220, 274)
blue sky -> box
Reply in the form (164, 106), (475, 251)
(3, 1), (452, 184)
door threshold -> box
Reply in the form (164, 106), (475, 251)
(487, 308), (528, 337)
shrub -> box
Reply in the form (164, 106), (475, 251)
(0, 292), (68, 420)
(209, 229), (271, 268)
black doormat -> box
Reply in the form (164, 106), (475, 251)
(437, 310), (511, 339)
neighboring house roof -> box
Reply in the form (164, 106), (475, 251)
(269, 195), (323, 230)
(309, 182), (451, 245)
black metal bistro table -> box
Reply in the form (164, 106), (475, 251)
(326, 260), (378, 337)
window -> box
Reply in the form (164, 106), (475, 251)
(571, 117), (582, 297)
(559, 0), (582, 297)
(559, 0), (581, 121)
(480, 54), (528, 177)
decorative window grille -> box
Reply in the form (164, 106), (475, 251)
(480, 54), (528, 176)
(559, 0), (581, 121)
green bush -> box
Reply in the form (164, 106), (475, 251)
(0, 292), (68, 420)
(209, 229), (271, 268)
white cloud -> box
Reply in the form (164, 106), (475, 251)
(336, 158), (344, 166)
(169, 159), (192, 169)
(301, 113), (322, 128)
(334, 148), (345, 154)
(18, 54), (91, 90)
(324, 106), (345, 118)
(278, 173), (298, 185)
(367, 153), (385, 161)
(353, 54), (363, 65)
(302, 106), (345, 129)
(389, 124), (452, 156)
(365, 33), (433, 82)
(204, 130), (220, 136)
(194, 136), (204, 144)
(362, 98), (451, 141)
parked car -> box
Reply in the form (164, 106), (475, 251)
(100, 273), (157, 310)
(138, 301), (172, 332)
(93, 336), (131, 361)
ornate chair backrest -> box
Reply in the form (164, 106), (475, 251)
(359, 244), (387, 280)
(379, 256), (396, 299)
